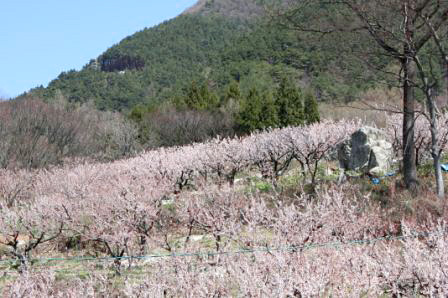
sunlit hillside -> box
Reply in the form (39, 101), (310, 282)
(1, 115), (448, 295)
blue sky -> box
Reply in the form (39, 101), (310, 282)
(0, 0), (197, 98)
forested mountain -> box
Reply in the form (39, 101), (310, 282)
(24, 0), (375, 111)
(183, 0), (266, 18)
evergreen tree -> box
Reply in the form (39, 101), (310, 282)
(200, 83), (219, 110)
(304, 91), (320, 124)
(184, 81), (219, 110)
(236, 87), (279, 133)
(171, 94), (188, 110)
(223, 81), (242, 105)
(275, 78), (304, 127)
(236, 87), (263, 133)
(128, 105), (146, 123)
(221, 81), (242, 118)
(260, 92), (278, 129)
(185, 81), (205, 110)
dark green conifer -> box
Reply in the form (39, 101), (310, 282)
(236, 87), (263, 133)
(275, 78), (304, 127)
(260, 92), (278, 129)
(304, 91), (320, 124)
(236, 87), (279, 133)
(185, 81), (219, 110)
(224, 81), (242, 104)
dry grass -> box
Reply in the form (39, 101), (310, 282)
(354, 168), (448, 226)
(320, 86), (448, 127)
(320, 87), (402, 127)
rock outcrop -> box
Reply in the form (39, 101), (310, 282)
(338, 126), (393, 176)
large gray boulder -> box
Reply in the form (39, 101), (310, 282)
(338, 126), (393, 176)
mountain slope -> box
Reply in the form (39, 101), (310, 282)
(30, 15), (250, 110)
(183, 0), (266, 19)
(26, 0), (374, 111)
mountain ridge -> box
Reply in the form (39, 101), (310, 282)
(182, 0), (266, 19)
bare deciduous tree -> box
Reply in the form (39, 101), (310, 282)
(271, 0), (448, 191)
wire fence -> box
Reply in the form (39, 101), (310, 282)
(0, 228), (444, 275)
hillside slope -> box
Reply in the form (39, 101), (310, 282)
(26, 0), (374, 111)
(183, 0), (266, 18)
(31, 15), (250, 110)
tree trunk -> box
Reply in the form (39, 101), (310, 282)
(433, 152), (444, 199)
(444, 57), (448, 109)
(402, 56), (419, 191)
(426, 85), (445, 199)
(415, 51), (445, 199)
